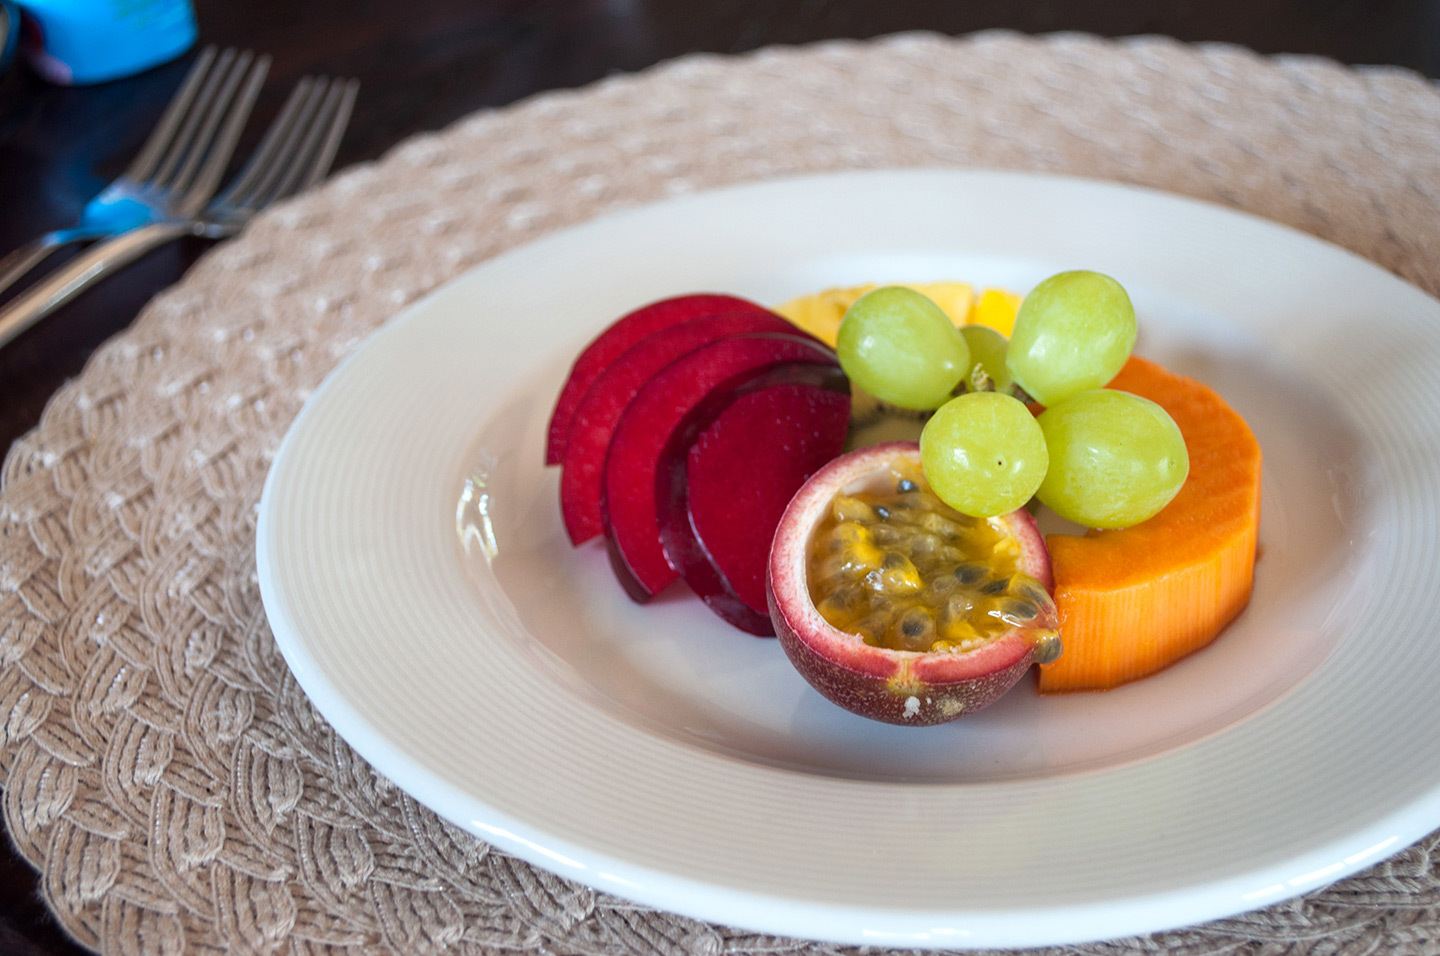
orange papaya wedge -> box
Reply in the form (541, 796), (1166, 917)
(1039, 356), (1262, 692)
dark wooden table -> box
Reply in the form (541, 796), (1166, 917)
(0, 1), (1435, 951)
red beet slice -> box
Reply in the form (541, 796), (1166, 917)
(559, 310), (799, 545)
(545, 294), (770, 465)
(660, 379), (851, 635)
(602, 334), (839, 601)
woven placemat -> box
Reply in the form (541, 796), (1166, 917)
(2, 30), (1439, 954)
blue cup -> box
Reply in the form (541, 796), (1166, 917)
(17, 0), (197, 85)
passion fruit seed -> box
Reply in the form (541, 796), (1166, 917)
(1032, 632), (1064, 665)
(954, 563), (987, 585)
(870, 552), (923, 594)
(998, 597), (1040, 623)
(806, 461), (1057, 654)
(831, 495), (877, 523)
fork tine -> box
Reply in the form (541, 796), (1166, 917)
(230, 78), (330, 211)
(176, 53), (271, 216)
(149, 47), (240, 190)
(122, 45), (218, 183)
(258, 79), (354, 207)
(164, 51), (267, 203)
(298, 79), (357, 192)
(212, 78), (316, 209)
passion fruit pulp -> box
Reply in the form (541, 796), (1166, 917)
(767, 442), (1060, 725)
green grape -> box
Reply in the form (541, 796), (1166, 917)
(836, 287), (970, 411)
(959, 324), (1013, 394)
(1037, 389), (1189, 529)
(920, 392), (1048, 517)
(1006, 270), (1136, 406)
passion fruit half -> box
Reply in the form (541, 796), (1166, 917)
(767, 442), (1060, 725)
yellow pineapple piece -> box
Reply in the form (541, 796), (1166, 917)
(775, 282), (976, 347)
(774, 284), (874, 346)
(918, 282), (975, 328)
(970, 288), (1023, 337)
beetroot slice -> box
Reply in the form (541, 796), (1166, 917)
(545, 294), (770, 465)
(559, 310), (799, 545)
(660, 378), (851, 635)
(602, 334), (838, 601)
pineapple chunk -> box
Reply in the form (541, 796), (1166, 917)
(909, 282), (975, 328)
(970, 288), (1022, 337)
(776, 282), (975, 347)
(775, 281), (1022, 347)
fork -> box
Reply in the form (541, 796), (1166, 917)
(0, 77), (359, 348)
(0, 47), (271, 299)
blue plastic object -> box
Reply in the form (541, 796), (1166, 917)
(18, 0), (196, 85)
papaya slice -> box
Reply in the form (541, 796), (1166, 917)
(1039, 356), (1262, 692)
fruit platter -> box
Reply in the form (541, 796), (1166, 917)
(257, 170), (1440, 947)
(546, 270), (1262, 723)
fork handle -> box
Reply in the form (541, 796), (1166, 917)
(0, 230), (89, 300)
(0, 224), (129, 300)
(0, 222), (190, 349)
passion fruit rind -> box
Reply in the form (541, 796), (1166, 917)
(766, 442), (1056, 725)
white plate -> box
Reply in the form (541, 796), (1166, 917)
(257, 169), (1440, 949)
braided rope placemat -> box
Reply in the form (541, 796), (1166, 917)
(3, 31), (1439, 954)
